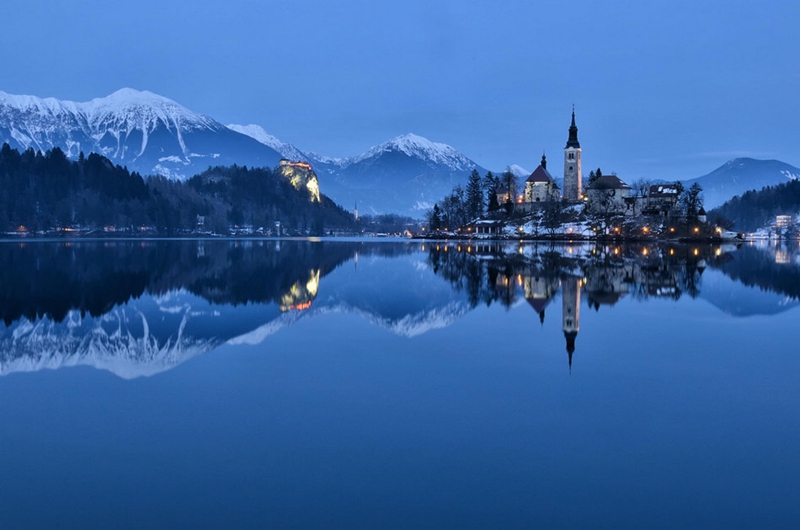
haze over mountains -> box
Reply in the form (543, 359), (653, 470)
(1, 88), (797, 216)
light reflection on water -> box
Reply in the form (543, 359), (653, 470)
(0, 239), (798, 528)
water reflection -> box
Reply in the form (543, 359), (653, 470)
(425, 242), (713, 367)
(0, 240), (410, 378)
(0, 239), (798, 378)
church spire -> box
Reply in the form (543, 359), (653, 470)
(541, 152), (547, 169)
(566, 108), (580, 149)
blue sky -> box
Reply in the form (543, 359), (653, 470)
(3, 0), (798, 179)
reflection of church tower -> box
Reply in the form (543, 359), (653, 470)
(563, 109), (582, 201)
(562, 276), (581, 370)
(523, 273), (559, 326)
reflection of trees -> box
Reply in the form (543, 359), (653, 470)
(0, 241), (403, 326)
(426, 242), (727, 312)
(427, 244), (494, 308)
(709, 244), (800, 301)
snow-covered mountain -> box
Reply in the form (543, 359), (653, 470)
(0, 88), (284, 179)
(508, 164), (530, 178)
(1, 88), (488, 216)
(226, 123), (308, 162)
(227, 128), (487, 216)
(683, 158), (800, 208)
(350, 133), (476, 171)
(326, 133), (486, 216)
(0, 87), (489, 216)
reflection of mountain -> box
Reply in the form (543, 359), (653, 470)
(0, 240), (362, 378)
(1, 240), (798, 378)
(316, 253), (473, 337)
(0, 290), (281, 379)
(0, 241), (461, 378)
(699, 271), (799, 317)
(703, 244), (800, 316)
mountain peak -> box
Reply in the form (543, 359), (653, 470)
(387, 132), (445, 152)
(687, 157), (800, 208)
(84, 88), (203, 120)
(355, 132), (476, 171)
(508, 164), (531, 178)
(97, 87), (177, 106)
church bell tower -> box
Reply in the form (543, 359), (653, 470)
(563, 109), (582, 201)
(562, 276), (581, 370)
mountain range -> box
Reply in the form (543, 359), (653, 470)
(2, 88), (798, 216)
(0, 89), (485, 217)
(0, 88), (286, 180)
(684, 158), (800, 209)
(229, 127), (486, 216)
(0, 248), (474, 379)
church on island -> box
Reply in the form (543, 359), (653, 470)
(465, 108), (716, 239)
(519, 109), (583, 211)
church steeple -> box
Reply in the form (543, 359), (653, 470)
(562, 276), (581, 371)
(563, 108), (583, 201)
(565, 108), (580, 149)
(541, 153), (547, 169)
(565, 331), (576, 372)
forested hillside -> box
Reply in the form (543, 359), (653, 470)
(710, 179), (800, 232)
(0, 143), (356, 235)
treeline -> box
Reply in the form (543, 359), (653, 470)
(186, 165), (355, 234)
(428, 169), (518, 230)
(711, 179), (800, 232)
(0, 143), (356, 235)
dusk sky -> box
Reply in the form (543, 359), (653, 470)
(3, 0), (798, 180)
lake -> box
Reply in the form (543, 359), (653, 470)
(0, 238), (798, 528)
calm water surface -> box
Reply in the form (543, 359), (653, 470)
(0, 239), (798, 528)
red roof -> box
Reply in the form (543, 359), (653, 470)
(527, 296), (551, 314)
(590, 175), (631, 190)
(526, 165), (555, 184)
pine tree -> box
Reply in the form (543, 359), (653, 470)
(428, 204), (442, 231)
(485, 170), (501, 212)
(465, 169), (484, 221)
(682, 183), (704, 218)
